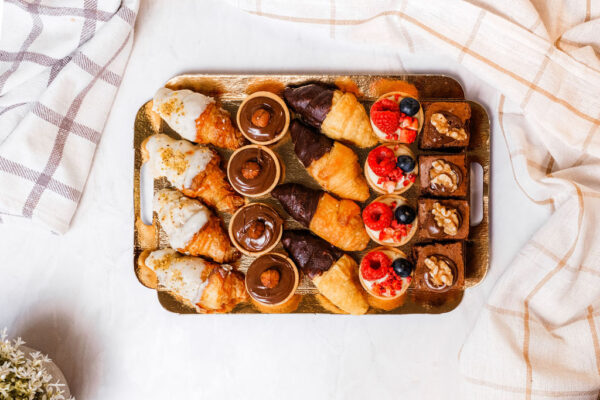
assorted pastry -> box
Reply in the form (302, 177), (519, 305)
(282, 230), (368, 315)
(137, 249), (247, 313)
(229, 203), (283, 256)
(362, 195), (417, 246)
(153, 87), (245, 149)
(154, 189), (240, 263)
(365, 144), (417, 194)
(369, 92), (422, 143)
(359, 247), (414, 310)
(284, 83), (378, 148)
(236, 91), (290, 144)
(140, 79), (478, 314)
(142, 134), (244, 213)
(290, 120), (369, 202)
(245, 252), (300, 313)
(271, 183), (369, 252)
(412, 242), (465, 292)
(418, 154), (468, 198)
(227, 145), (282, 198)
(420, 102), (471, 149)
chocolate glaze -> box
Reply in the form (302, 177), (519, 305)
(232, 204), (282, 253)
(290, 120), (333, 167)
(283, 84), (334, 128)
(229, 147), (278, 195)
(424, 255), (457, 291)
(429, 162), (463, 193)
(239, 96), (286, 142)
(246, 253), (297, 305)
(271, 183), (322, 227)
(281, 230), (344, 279)
(430, 112), (465, 145)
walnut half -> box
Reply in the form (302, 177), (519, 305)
(431, 113), (467, 140)
(424, 256), (454, 287)
(429, 160), (458, 192)
(431, 202), (459, 236)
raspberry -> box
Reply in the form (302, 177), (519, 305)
(398, 128), (417, 143)
(367, 146), (396, 177)
(371, 110), (400, 134)
(361, 251), (391, 281)
(362, 201), (393, 231)
(371, 98), (399, 113)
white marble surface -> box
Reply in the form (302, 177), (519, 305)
(0, 1), (552, 398)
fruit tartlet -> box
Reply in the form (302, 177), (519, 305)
(362, 195), (418, 246)
(369, 92), (423, 143)
(359, 247), (414, 310)
(364, 144), (418, 195)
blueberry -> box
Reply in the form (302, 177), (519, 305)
(399, 97), (420, 116)
(395, 205), (416, 224)
(392, 258), (414, 278)
(396, 155), (415, 173)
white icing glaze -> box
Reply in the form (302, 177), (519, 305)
(145, 134), (214, 190)
(152, 87), (215, 142)
(146, 249), (210, 306)
(154, 189), (211, 251)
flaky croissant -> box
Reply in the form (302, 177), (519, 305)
(142, 134), (244, 213)
(282, 230), (368, 315)
(272, 183), (369, 251)
(154, 189), (240, 263)
(290, 120), (369, 202)
(284, 84), (377, 148)
(153, 87), (245, 149)
(139, 249), (247, 313)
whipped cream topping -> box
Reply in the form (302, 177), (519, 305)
(152, 87), (215, 142)
(146, 134), (214, 190)
(145, 249), (210, 306)
(154, 189), (211, 251)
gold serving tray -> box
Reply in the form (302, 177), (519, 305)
(133, 74), (489, 315)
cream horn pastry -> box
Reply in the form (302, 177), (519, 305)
(154, 189), (240, 263)
(142, 134), (244, 213)
(290, 120), (369, 202)
(283, 84), (378, 148)
(152, 87), (245, 149)
(139, 249), (247, 313)
(271, 183), (369, 251)
(282, 230), (368, 315)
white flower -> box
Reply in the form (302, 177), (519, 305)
(0, 328), (74, 400)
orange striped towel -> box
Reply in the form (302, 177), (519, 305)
(229, 0), (600, 397)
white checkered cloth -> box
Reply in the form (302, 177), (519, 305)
(0, 0), (138, 233)
(228, 0), (600, 398)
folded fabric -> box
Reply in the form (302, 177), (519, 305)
(228, 0), (600, 397)
(0, 0), (139, 233)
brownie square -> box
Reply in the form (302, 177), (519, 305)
(420, 102), (471, 150)
(419, 154), (468, 198)
(418, 198), (469, 240)
(412, 242), (465, 292)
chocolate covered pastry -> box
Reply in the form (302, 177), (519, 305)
(284, 84), (377, 148)
(282, 230), (368, 315)
(271, 183), (369, 251)
(290, 120), (369, 201)
(418, 154), (468, 198)
(420, 102), (471, 149)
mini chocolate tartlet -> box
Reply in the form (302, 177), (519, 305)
(245, 253), (299, 308)
(237, 91), (290, 145)
(420, 102), (471, 150)
(412, 242), (465, 292)
(229, 203), (283, 256)
(227, 145), (282, 197)
(418, 154), (468, 198)
(417, 198), (469, 241)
